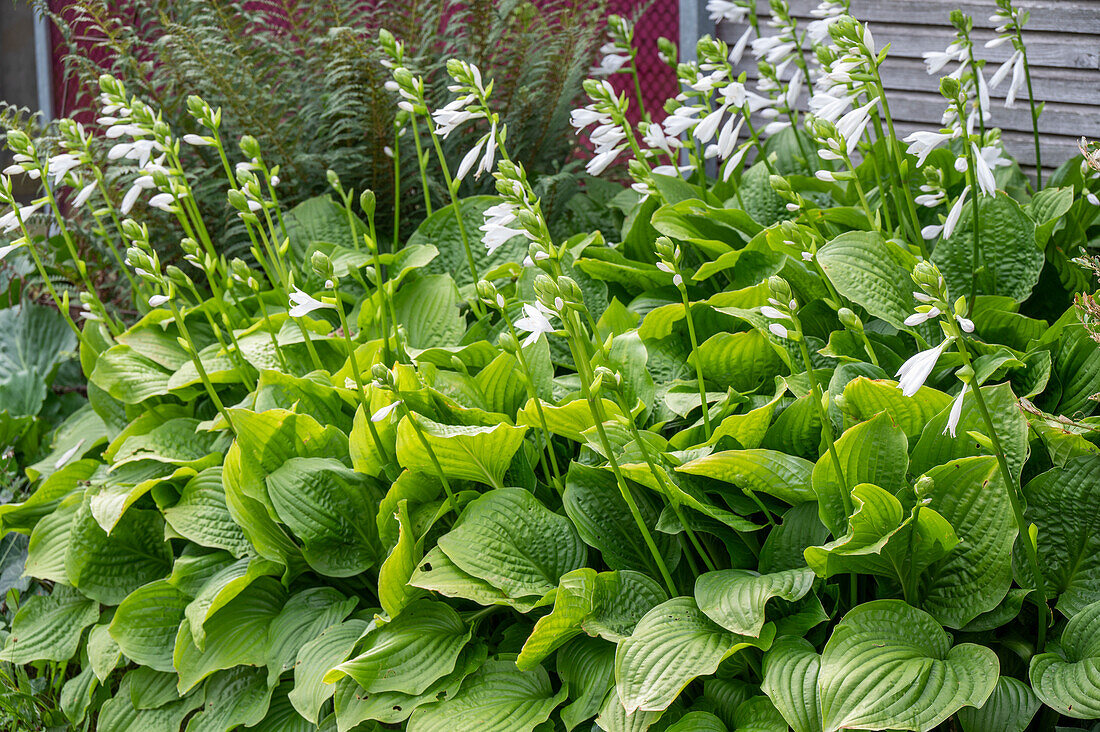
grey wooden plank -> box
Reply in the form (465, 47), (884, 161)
(752, 0), (1100, 35)
(718, 18), (1100, 70)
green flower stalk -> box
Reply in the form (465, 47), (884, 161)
(656, 237), (712, 439)
(902, 260), (1049, 648)
(537, 273), (678, 596)
(477, 279), (562, 493)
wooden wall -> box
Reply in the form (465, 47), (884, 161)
(717, 0), (1100, 178)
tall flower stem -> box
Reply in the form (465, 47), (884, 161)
(679, 286), (712, 439)
(332, 280), (390, 464)
(424, 126), (485, 318)
(167, 300), (235, 433)
(500, 312), (563, 491)
(410, 116), (434, 217)
(954, 339), (1047, 649)
(561, 309), (677, 596)
(956, 101), (984, 318)
(11, 209), (84, 342)
(392, 126), (402, 250)
(397, 404), (461, 505)
(868, 70), (924, 250)
(612, 390), (719, 572)
(1019, 43), (1043, 187)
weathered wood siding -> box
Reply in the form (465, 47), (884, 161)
(717, 0), (1100, 176)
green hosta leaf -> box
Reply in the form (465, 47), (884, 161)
(918, 457), (1016, 628)
(250, 684), (317, 732)
(910, 383), (1028, 484)
(183, 667), (275, 732)
(223, 407), (346, 563)
(326, 599), (471, 694)
(761, 636), (823, 732)
(615, 597), (776, 714)
(1028, 186), (1074, 247)
(677, 449), (815, 506)
(407, 657), (568, 732)
(174, 576), (287, 693)
(266, 456), (383, 577)
(816, 231), (918, 330)
(285, 194), (368, 256)
(665, 711), (726, 731)
(1030, 599), (1100, 718)
(378, 498), (423, 618)
(1022, 453), (1100, 616)
(0, 458), (95, 534)
(289, 618), (369, 723)
(65, 499), (172, 605)
(760, 503), (830, 574)
(396, 414), (526, 486)
(1041, 314), (1100, 418)
(264, 587), (358, 687)
(517, 568), (667, 670)
(595, 686), (664, 732)
(804, 482), (957, 583)
(695, 568), (815, 637)
(97, 671), (204, 732)
(841, 377), (952, 442)
(90, 344), (176, 403)
(333, 643), (487, 727)
(110, 580), (190, 672)
(392, 274), (465, 348)
(87, 621), (122, 682)
(24, 492), (79, 582)
(650, 198), (761, 256)
(957, 677), (1040, 732)
(933, 192), (1041, 301)
(163, 467), (251, 557)
(409, 546), (530, 610)
(564, 462), (678, 576)
(0, 585), (97, 664)
(702, 391), (784, 449)
(254, 369), (353, 432)
(812, 412), (908, 537)
(693, 330), (784, 393)
(438, 487), (586, 599)
(818, 600), (998, 732)
(0, 303), (77, 417)
(557, 636), (616, 730)
(413, 196), (527, 285)
(185, 556), (283, 649)
(60, 664), (98, 726)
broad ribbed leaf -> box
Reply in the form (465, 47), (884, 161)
(841, 377), (952, 442)
(615, 597), (775, 713)
(185, 556), (283, 649)
(818, 600), (999, 731)
(183, 667), (274, 732)
(564, 462), (678, 576)
(816, 231), (918, 330)
(1022, 453), (1100, 615)
(392, 274), (465, 347)
(87, 622), (122, 682)
(911, 382), (1028, 483)
(957, 677), (1040, 732)
(289, 619), (369, 723)
(174, 576), (287, 693)
(517, 397), (627, 443)
(378, 498), (423, 618)
(264, 587), (357, 686)
(761, 636), (823, 732)
(163, 467), (251, 557)
(933, 192), (1041, 301)
(438, 487), (586, 599)
(804, 483), (957, 585)
(557, 636), (616, 730)
(65, 499), (172, 605)
(333, 644), (487, 727)
(396, 414), (526, 486)
(110, 580), (190, 672)
(326, 600), (471, 694)
(407, 657), (567, 732)
(0, 585), (97, 664)
(266, 456), (382, 577)
(695, 568), (815, 637)
(23, 492), (79, 582)
(678, 449), (815, 506)
(919, 457), (1016, 628)
(812, 412), (908, 536)
(97, 671), (203, 732)
(1030, 599), (1100, 718)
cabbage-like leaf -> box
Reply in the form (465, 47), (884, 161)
(1030, 599), (1100, 718)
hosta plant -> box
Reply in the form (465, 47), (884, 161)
(2, 1), (1100, 731)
